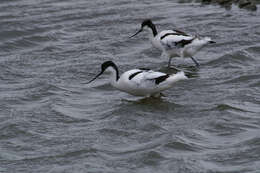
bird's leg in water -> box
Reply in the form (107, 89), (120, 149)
(190, 56), (200, 67)
(168, 56), (173, 68)
(167, 56), (182, 71)
(151, 92), (166, 98)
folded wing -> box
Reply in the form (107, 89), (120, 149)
(160, 33), (195, 50)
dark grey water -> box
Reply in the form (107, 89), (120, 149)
(0, 0), (260, 172)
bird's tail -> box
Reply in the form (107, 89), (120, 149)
(169, 71), (188, 83)
(156, 71), (188, 92)
(185, 36), (215, 55)
(203, 37), (216, 44)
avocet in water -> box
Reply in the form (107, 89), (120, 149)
(87, 61), (188, 97)
(130, 19), (215, 67)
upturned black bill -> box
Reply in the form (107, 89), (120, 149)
(130, 28), (143, 38)
(86, 71), (103, 84)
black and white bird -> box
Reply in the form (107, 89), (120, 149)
(130, 19), (215, 67)
(87, 61), (188, 97)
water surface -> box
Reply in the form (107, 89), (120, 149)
(0, 0), (260, 172)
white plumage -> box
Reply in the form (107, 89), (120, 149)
(87, 61), (188, 97)
(130, 19), (215, 67)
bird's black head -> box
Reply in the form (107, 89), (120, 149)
(86, 61), (119, 84)
(130, 19), (157, 38)
(141, 19), (153, 28)
(101, 61), (117, 72)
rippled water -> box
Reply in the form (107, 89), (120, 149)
(0, 0), (260, 172)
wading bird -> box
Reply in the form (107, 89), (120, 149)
(87, 61), (188, 97)
(130, 19), (215, 67)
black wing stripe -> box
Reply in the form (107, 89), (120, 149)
(175, 38), (195, 47)
(129, 71), (143, 80)
(160, 31), (189, 40)
(172, 29), (189, 36)
(138, 68), (150, 71)
(161, 33), (179, 40)
(155, 74), (170, 84)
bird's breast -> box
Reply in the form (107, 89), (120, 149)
(151, 36), (163, 50)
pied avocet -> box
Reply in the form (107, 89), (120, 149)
(87, 61), (188, 97)
(130, 19), (215, 67)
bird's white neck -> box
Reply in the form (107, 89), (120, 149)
(148, 29), (156, 41)
(144, 24), (157, 38)
(106, 67), (120, 87)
